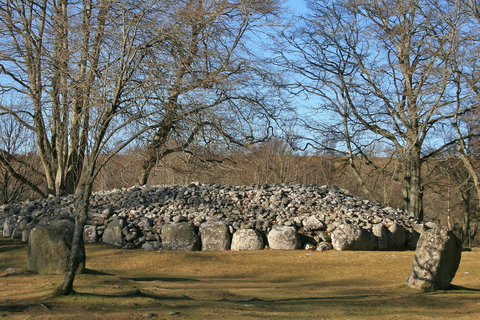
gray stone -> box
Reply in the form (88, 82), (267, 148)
(199, 221), (231, 251)
(142, 241), (160, 250)
(267, 226), (301, 250)
(231, 229), (264, 251)
(316, 241), (333, 252)
(2, 215), (17, 238)
(161, 222), (200, 251)
(83, 225), (98, 242)
(331, 223), (375, 250)
(406, 226), (462, 291)
(28, 219), (85, 275)
(302, 216), (325, 231)
(103, 217), (124, 246)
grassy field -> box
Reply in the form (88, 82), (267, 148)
(1, 237), (480, 319)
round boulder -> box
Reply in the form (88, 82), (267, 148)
(231, 229), (264, 251)
(267, 226), (301, 250)
(28, 219), (85, 275)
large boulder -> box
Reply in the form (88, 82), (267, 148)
(267, 226), (301, 250)
(199, 221), (231, 251)
(28, 219), (85, 275)
(161, 222), (200, 251)
(231, 229), (264, 251)
(102, 217), (124, 246)
(331, 223), (375, 251)
(406, 226), (462, 291)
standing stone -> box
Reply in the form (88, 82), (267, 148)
(161, 222), (200, 251)
(102, 217), (124, 246)
(331, 223), (375, 251)
(199, 221), (231, 251)
(231, 229), (264, 251)
(406, 226), (462, 291)
(28, 219), (85, 275)
(372, 223), (387, 250)
(267, 226), (301, 250)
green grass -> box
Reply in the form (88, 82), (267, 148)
(1, 237), (480, 319)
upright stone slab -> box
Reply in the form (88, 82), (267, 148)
(199, 221), (231, 251)
(161, 222), (200, 251)
(231, 229), (264, 251)
(267, 226), (301, 250)
(406, 226), (462, 291)
(331, 223), (375, 251)
(28, 219), (85, 275)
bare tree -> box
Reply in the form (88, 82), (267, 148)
(137, 0), (288, 185)
(0, 0), (173, 295)
(281, 0), (474, 220)
(0, 112), (37, 203)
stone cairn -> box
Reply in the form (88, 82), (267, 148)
(0, 183), (424, 251)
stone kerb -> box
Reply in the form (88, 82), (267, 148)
(199, 221), (231, 251)
(331, 223), (375, 251)
(267, 226), (301, 250)
(231, 229), (265, 251)
(102, 217), (124, 247)
(161, 222), (200, 251)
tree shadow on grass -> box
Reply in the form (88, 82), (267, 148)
(123, 276), (200, 282)
(0, 243), (26, 254)
(71, 290), (194, 301)
(82, 268), (114, 276)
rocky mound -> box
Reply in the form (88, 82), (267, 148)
(0, 183), (423, 251)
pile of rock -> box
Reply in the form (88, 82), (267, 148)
(0, 183), (423, 251)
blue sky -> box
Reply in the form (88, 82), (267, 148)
(286, 0), (307, 14)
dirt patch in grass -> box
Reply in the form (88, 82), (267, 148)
(1, 238), (480, 319)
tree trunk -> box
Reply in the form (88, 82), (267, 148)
(54, 177), (92, 296)
(403, 147), (424, 221)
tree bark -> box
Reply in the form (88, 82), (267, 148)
(402, 146), (424, 221)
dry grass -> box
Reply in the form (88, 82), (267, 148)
(1, 237), (480, 319)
